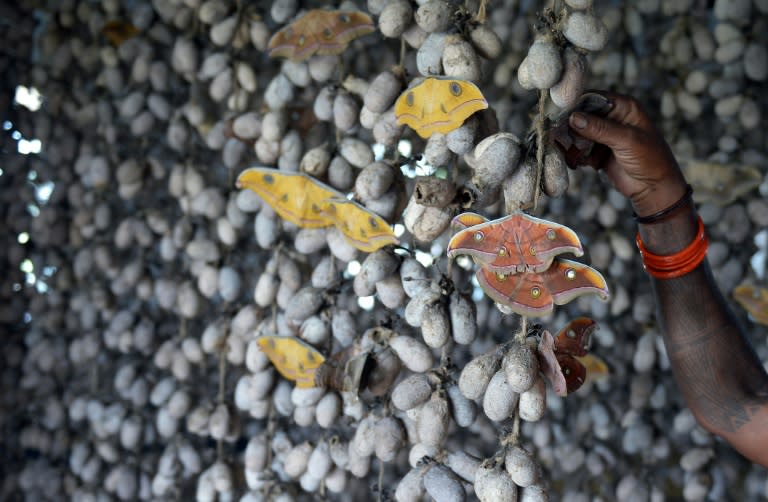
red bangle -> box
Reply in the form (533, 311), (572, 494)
(636, 216), (708, 279)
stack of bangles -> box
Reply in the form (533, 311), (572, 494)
(633, 185), (709, 279)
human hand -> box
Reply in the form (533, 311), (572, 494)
(564, 92), (689, 218)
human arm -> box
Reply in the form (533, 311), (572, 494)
(565, 92), (768, 466)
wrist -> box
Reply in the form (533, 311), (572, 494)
(637, 203), (699, 255)
(630, 178), (689, 218)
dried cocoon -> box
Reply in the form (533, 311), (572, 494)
(472, 133), (522, 187)
(253, 272), (279, 307)
(325, 468), (348, 493)
(283, 287), (323, 322)
(333, 92), (360, 132)
(294, 228), (328, 255)
(300, 145), (331, 177)
(389, 334), (434, 372)
(541, 147), (569, 198)
(282, 60), (311, 87)
(356, 162), (395, 201)
(314, 86), (336, 121)
(392, 373), (433, 411)
(424, 133), (453, 166)
(505, 444), (541, 487)
(300, 315), (330, 345)
(352, 415), (377, 457)
(308, 55), (338, 83)
(208, 403), (231, 440)
(254, 210), (279, 249)
(417, 391), (450, 447)
(365, 71), (402, 113)
(475, 464), (517, 502)
(376, 274), (408, 309)
(471, 25), (503, 59)
(417, 33), (448, 75)
(415, 0), (452, 33)
(503, 158), (537, 211)
(420, 300), (451, 348)
(483, 369), (520, 422)
(446, 450), (482, 483)
(245, 435), (268, 472)
(563, 11), (609, 52)
(550, 47), (589, 109)
(401, 258), (431, 298)
(354, 271), (376, 297)
(446, 117), (478, 155)
(291, 386), (326, 407)
(359, 105), (380, 129)
(565, 0), (592, 8)
(423, 463), (466, 502)
(299, 471), (322, 493)
(442, 36), (481, 81)
(502, 342), (539, 393)
(518, 376), (547, 422)
(331, 308), (357, 347)
(395, 467), (425, 502)
(264, 73), (295, 108)
(402, 23), (428, 48)
(520, 484), (550, 501)
(518, 39), (563, 90)
(447, 384), (478, 427)
(459, 351), (502, 400)
(409, 442), (438, 467)
(315, 392), (341, 428)
(378, 0), (413, 38)
(374, 416), (406, 462)
(339, 138), (374, 168)
(329, 438), (350, 469)
(373, 110), (404, 147)
(403, 196), (453, 243)
(283, 442), (312, 478)
(347, 441), (372, 478)
(307, 441), (333, 480)
(311, 255), (338, 288)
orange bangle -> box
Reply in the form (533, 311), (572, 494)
(636, 216), (708, 279)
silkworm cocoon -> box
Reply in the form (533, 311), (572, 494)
(331, 308), (357, 347)
(376, 275), (408, 309)
(446, 118), (478, 155)
(299, 471), (322, 493)
(308, 55), (338, 83)
(518, 376), (547, 422)
(447, 384), (478, 427)
(420, 300), (451, 348)
(339, 137), (374, 168)
(483, 369), (520, 422)
(446, 451), (482, 483)
(417, 33), (448, 75)
(354, 272), (376, 298)
(311, 255), (338, 288)
(167, 390), (191, 419)
(563, 11), (609, 52)
(254, 210), (279, 249)
(403, 197), (453, 243)
(347, 441), (371, 478)
(442, 36), (481, 81)
(313, 86), (336, 121)
(392, 373), (434, 411)
(472, 133), (522, 187)
(375, 416), (406, 462)
(291, 386), (326, 407)
(378, 0), (412, 38)
(208, 404), (231, 441)
(307, 441), (333, 479)
(315, 392), (342, 428)
(502, 158), (537, 211)
(363, 347), (401, 397)
(282, 60), (310, 87)
(360, 248), (400, 284)
(402, 22), (428, 48)
(517, 39), (563, 90)
(329, 438), (350, 469)
(294, 228), (328, 255)
(300, 145), (331, 177)
(325, 467), (347, 493)
(245, 435), (268, 472)
(365, 71), (402, 113)
(244, 336), (269, 370)
(505, 444), (541, 488)
(333, 92), (360, 132)
(119, 416), (142, 450)
(372, 112), (402, 147)
(359, 105), (380, 129)
(471, 25), (502, 60)
(425, 134), (453, 169)
(565, 0), (592, 9)
(401, 258), (431, 298)
(459, 351), (502, 400)
(450, 291), (477, 345)
(389, 334), (435, 372)
(520, 484), (550, 501)
(409, 442), (438, 467)
(474, 464), (517, 502)
(502, 342), (539, 393)
(283, 442), (313, 478)
(186, 406), (210, 435)
(424, 463), (466, 502)
(415, 0), (452, 33)
(417, 391), (450, 447)
(550, 47), (588, 109)
(357, 162), (396, 201)
(352, 415), (377, 457)
(273, 380), (295, 417)
(541, 147), (569, 198)
(250, 399), (270, 420)
(283, 287), (323, 322)
(395, 467), (425, 502)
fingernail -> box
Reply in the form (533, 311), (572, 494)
(570, 113), (588, 129)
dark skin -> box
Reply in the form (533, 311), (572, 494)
(567, 91), (768, 467)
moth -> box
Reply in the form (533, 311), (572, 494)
(236, 167), (399, 252)
(257, 336), (327, 389)
(476, 259), (609, 317)
(267, 9), (375, 62)
(447, 212), (583, 274)
(536, 318), (600, 396)
(732, 284), (768, 326)
(394, 77), (488, 138)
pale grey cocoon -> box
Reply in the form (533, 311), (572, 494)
(459, 351), (502, 400)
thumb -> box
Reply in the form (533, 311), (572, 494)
(569, 112), (634, 151)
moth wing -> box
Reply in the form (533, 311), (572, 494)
(544, 259), (610, 308)
(556, 353), (587, 395)
(553, 317), (597, 357)
(475, 268), (555, 317)
(537, 330), (569, 397)
(733, 284), (768, 326)
(502, 214), (583, 273)
(256, 336), (326, 388)
(321, 199), (398, 252)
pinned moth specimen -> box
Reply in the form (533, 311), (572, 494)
(101, 20), (140, 46)
(732, 284), (768, 326)
(236, 167), (398, 252)
(476, 259), (609, 317)
(394, 77), (488, 138)
(447, 212), (583, 274)
(267, 9), (375, 62)
(536, 318), (600, 396)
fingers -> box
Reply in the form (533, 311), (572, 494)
(584, 91), (654, 129)
(568, 112), (638, 151)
